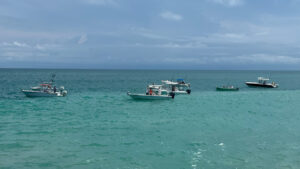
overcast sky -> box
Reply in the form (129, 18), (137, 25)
(1, 0), (300, 69)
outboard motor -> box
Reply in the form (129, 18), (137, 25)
(59, 86), (67, 96)
(169, 92), (175, 99)
(62, 90), (68, 96)
(186, 89), (191, 94)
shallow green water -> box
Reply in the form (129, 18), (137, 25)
(1, 69), (300, 168)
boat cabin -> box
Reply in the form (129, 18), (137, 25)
(258, 77), (270, 84)
(161, 79), (190, 92)
(146, 84), (168, 95)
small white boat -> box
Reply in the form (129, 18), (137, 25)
(245, 77), (278, 88)
(127, 84), (175, 100)
(22, 75), (67, 97)
(161, 79), (191, 95)
(22, 86), (67, 97)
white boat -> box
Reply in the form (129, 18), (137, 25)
(127, 84), (175, 100)
(161, 79), (191, 95)
(22, 85), (67, 97)
(22, 75), (67, 97)
(245, 77), (278, 88)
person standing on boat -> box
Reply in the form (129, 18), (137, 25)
(172, 85), (176, 92)
(149, 88), (153, 95)
(54, 86), (57, 93)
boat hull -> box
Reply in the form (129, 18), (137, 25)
(216, 87), (239, 91)
(128, 93), (173, 100)
(245, 82), (278, 88)
(22, 90), (66, 97)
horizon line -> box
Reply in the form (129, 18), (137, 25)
(1, 67), (300, 71)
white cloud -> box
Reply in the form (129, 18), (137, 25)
(1, 51), (50, 61)
(237, 54), (300, 64)
(214, 54), (300, 64)
(161, 54), (300, 65)
(34, 44), (58, 50)
(163, 57), (207, 64)
(0, 27), (76, 41)
(210, 0), (243, 7)
(131, 27), (172, 41)
(217, 19), (300, 44)
(159, 42), (206, 48)
(78, 34), (88, 44)
(0, 41), (62, 62)
(1, 41), (58, 50)
(13, 41), (29, 47)
(1, 41), (30, 48)
(160, 11), (183, 21)
(35, 44), (45, 50)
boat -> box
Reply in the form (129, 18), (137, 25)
(216, 86), (239, 91)
(22, 74), (67, 97)
(161, 79), (191, 95)
(127, 84), (175, 100)
(245, 77), (278, 88)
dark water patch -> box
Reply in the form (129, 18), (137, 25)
(121, 142), (135, 146)
(146, 152), (166, 157)
(0, 142), (34, 151)
(81, 143), (108, 148)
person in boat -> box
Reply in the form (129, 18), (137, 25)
(54, 86), (57, 93)
(149, 88), (153, 95)
(172, 85), (176, 92)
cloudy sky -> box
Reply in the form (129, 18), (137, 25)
(1, 0), (300, 69)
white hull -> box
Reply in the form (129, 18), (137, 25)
(245, 82), (278, 88)
(22, 90), (66, 97)
(128, 93), (173, 100)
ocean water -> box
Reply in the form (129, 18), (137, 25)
(1, 69), (300, 169)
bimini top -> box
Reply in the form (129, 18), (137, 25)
(161, 80), (178, 85)
(147, 84), (162, 89)
(40, 83), (52, 87)
(258, 77), (270, 81)
(162, 80), (190, 87)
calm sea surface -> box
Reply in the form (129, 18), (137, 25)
(1, 69), (300, 169)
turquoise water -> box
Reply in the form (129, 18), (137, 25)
(1, 69), (300, 168)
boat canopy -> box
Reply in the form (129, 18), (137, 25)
(41, 84), (50, 86)
(258, 77), (269, 81)
(162, 80), (190, 87)
(161, 80), (178, 85)
(147, 84), (162, 89)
